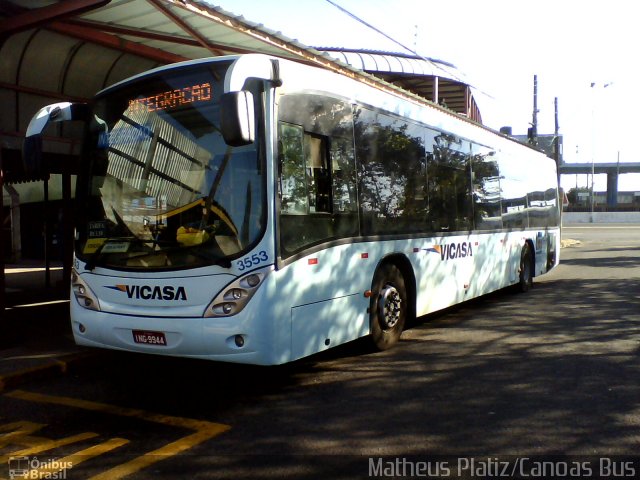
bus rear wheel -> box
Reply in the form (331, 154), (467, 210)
(370, 263), (407, 350)
(517, 244), (533, 292)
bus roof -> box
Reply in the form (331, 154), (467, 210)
(97, 53), (548, 159)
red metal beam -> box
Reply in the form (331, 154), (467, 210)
(0, 0), (111, 36)
(146, 0), (226, 56)
(64, 19), (202, 48)
(0, 81), (89, 103)
(47, 21), (188, 65)
(61, 18), (253, 55)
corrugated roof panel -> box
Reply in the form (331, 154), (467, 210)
(402, 58), (424, 75)
(104, 53), (160, 88)
(18, 31), (78, 91)
(143, 1), (244, 56)
(63, 42), (123, 97)
(0, 30), (32, 83)
(314, 48), (481, 121)
(119, 11), (177, 31)
(165, 43), (210, 58)
(382, 55), (404, 74)
(339, 51), (364, 70)
(1, 0), (486, 141)
(361, 53), (382, 71)
(80, 0), (151, 24)
(135, 38), (206, 58)
(83, 1), (187, 34)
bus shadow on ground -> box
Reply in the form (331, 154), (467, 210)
(61, 269), (640, 470)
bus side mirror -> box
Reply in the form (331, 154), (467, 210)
(220, 91), (255, 147)
(23, 102), (88, 175)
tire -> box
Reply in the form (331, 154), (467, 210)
(546, 236), (556, 271)
(370, 263), (407, 350)
(517, 243), (533, 293)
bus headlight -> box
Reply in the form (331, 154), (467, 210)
(204, 265), (272, 318)
(71, 268), (101, 311)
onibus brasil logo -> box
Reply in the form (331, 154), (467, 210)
(8, 456), (72, 479)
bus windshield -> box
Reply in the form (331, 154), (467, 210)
(75, 61), (265, 271)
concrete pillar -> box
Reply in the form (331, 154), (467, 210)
(606, 171), (618, 207)
(4, 183), (20, 261)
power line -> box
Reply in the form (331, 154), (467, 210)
(322, 0), (465, 83)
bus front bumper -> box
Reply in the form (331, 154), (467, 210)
(70, 305), (280, 365)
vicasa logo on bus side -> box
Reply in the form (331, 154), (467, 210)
(424, 241), (474, 261)
(106, 284), (187, 301)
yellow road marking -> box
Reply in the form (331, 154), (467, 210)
(89, 429), (222, 480)
(6, 389), (225, 432)
(0, 355), (78, 393)
(5, 389), (231, 479)
(22, 437), (129, 479)
(0, 421), (44, 447)
(0, 432), (98, 463)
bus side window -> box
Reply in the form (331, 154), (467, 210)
(277, 94), (358, 258)
(471, 146), (502, 230)
(277, 123), (332, 214)
(427, 134), (472, 232)
(278, 122), (308, 215)
(304, 133), (331, 213)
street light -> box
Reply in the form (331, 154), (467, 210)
(590, 82), (613, 221)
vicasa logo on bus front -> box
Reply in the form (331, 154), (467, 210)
(106, 284), (187, 301)
(424, 241), (474, 261)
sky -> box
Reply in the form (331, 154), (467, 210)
(211, 0), (639, 191)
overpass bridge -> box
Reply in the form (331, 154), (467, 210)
(558, 162), (640, 206)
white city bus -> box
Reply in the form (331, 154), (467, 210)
(24, 54), (560, 365)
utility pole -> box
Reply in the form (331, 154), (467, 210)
(554, 97), (560, 184)
(529, 75), (539, 147)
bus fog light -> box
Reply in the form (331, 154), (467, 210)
(234, 335), (245, 347)
(79, 323), (86, 333)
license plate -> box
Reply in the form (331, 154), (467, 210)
(132, 330), (167, 346)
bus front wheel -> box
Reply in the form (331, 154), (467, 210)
(517, 244), (533, 293)
(370, 263), (407, 350)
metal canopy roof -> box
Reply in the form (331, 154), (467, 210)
(318, 48), (482, 123)
(0, 0), (484, 182)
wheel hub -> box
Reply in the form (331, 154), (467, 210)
(378, 284), (402, 329)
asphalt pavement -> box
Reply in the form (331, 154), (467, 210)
(0, 262), (87, 392)
(0, 234), (584, 393)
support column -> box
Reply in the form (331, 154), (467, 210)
(0, 148), (4, 313)
(606, 171), (618, 207)
(62, 171), (72, 287)
(44, 173), (50, 287)
(5, 183), (21, 261)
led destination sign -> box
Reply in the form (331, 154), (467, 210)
(128, 82), (212, 113)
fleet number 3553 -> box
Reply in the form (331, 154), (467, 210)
(237, 250), (268, 271)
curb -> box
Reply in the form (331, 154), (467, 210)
(0, 351), (94, 393)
